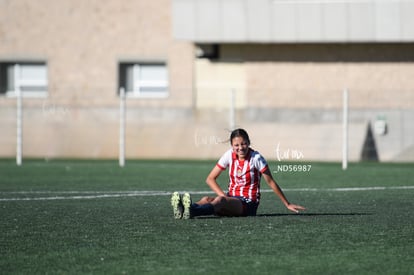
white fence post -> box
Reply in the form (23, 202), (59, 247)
(119, 87), (126, 167)
(342, 88), (349, 170)
(229, 89), (235, 130)
(15, 65), (22, 166)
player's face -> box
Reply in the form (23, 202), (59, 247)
(231, 136), (249, 159)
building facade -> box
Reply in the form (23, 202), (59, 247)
(1, 0), (413, 161)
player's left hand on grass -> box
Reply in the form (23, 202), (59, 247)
(287, 204), (306, 213)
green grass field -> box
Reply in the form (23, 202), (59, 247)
(0, 159), (413, 274)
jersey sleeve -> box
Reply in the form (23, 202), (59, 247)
(216, 149), (231, 170)
(256, 152), (269, 173)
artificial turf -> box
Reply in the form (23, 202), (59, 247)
(0, 159), (413, 274)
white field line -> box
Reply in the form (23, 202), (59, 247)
(0, 186), (413, 202)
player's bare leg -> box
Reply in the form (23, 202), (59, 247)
(195, 196), (215, 205)
(211, 196), (244, 216)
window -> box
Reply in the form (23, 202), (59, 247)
(0, 62), (48, 97)
(119, 62), (168, 98)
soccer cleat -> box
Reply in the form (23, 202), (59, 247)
(181, 192), (192, 219)
(171, 192), (183, 219)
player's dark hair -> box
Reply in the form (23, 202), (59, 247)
(230, 128), (250, 145)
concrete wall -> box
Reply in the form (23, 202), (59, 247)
(194, 44), (414, 161)
(0, 0), (195, 159)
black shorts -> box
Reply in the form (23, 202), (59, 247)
(230, 195), (259, 216)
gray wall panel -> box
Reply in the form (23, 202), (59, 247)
(246, 0), (271, 41)
(401, 1), (414, 41)
(172, 0), (196, 40)
(297, 2), (323, 41)
(222, 0), (247, 41)
(349, 1), (375, 41)
(323, 2), (348, 42)
(376, 1), (401, 40)
(173, 0), (414, 43)
(272, 2), (296, 42)
(196, 0), (221, 41)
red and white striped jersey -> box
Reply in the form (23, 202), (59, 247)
(216, 148), (269, 203)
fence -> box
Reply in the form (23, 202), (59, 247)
(0, 86), (413, 165)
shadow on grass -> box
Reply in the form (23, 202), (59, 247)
(195, 213), (372, 219)
(257, 213), (372, 217)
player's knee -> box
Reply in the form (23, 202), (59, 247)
(212, 196), (227, 207)
(198, 196), (214, 204)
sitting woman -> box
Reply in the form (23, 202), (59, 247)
(171, 128), (305, 219)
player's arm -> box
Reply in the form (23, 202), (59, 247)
(206, 165), (227, 197)
(262, 169), (306, 213)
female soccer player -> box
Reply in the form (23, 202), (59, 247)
(171, 128), (305, 219)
